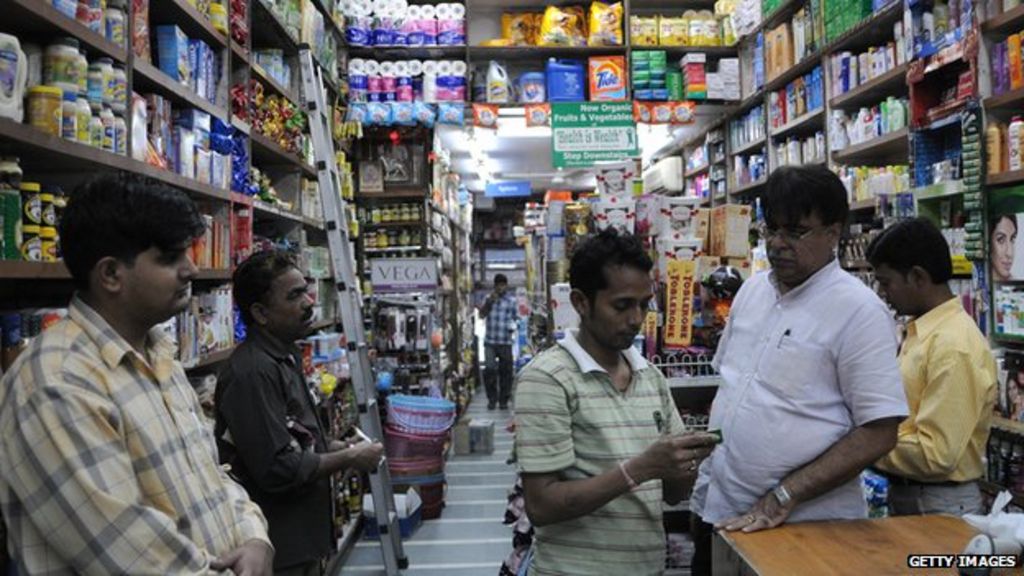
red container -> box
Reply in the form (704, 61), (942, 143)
(384, 426), (448, 460)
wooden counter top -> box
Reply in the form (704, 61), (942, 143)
(713, 515), (987, 575)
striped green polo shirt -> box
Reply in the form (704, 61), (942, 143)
(514, 330), (685, 576)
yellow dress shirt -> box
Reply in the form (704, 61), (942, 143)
(0, 296), (270, 575)
(876, 297), (997, 482)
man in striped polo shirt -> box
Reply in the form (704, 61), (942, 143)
(515, 229), (719, 575)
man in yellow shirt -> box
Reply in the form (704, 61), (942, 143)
(867, 218), (997, 515)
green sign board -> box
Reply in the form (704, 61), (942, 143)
(551, 102), (638, 168)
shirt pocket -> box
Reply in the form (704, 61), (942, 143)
(756, 333), (832, 402)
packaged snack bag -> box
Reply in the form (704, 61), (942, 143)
(588, 2), (623, 46)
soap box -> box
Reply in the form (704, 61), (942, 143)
(589, 56), (628, 101)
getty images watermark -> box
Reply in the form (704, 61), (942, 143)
(907, 554), (1020, 569)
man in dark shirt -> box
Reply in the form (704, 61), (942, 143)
(216, 250), (384, 575)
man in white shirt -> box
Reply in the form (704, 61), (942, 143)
(689, 165), (908, 575)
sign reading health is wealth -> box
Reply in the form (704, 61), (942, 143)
(551, 102), (638, 168)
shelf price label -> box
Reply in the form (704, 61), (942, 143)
(551, 102), (638, 168)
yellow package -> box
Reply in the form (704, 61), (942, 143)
(659, 16), (688, 46)
(630, 15), (659, 46)
(588, 2), (623, 46)
(540, 6), (586, 46)
(503, 13), (535, 46)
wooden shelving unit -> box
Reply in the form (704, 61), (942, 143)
(984, 86), (1024, 111)
(987, 169), (1024, 187)
(770, 108), (825, 140)
(132, 59), (229, 121)
(832, 128), (910, 166)
(7, 0), (128, 62)
(830, 64), (910, 110)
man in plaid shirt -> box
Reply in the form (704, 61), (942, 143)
(0, 175), (273, 575)
(480, 274), (518, 410)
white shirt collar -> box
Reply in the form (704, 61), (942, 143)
(769, 258), (841, 300)
(557, 329), (649, 374)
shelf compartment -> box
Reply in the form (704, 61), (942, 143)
(250, 130), (316, 176)
(987, 169), (1024, 187)
(770, 108), (825, 140)
(469, 45), (625, 61)
(353, 45), (468, 60)
(831, 128), (910, 166)
(685, 164), (711, 178)
(731, 178), (767, 196)
(984, 86), (1024, 111)
(231, 42), (251, 65)
(251, 62), (300, 107)
(826, 1), (904, 55)
(183, 345), (235, 370)
(993, 333), (1024, 346)
(133, 59), (229, 121)
(982, 4), (1024, 35)
(647, 46), (740, 61)
(912, 179), (964, 200)
(251, 0), (300, 54)
(830, 64), (910, 110)
(149, 0), (228, 49)
(253, 200), (306, 225)
(4, 0), (127, 63)
(0, 118), (230, 202)
(763, 49), (824, 94)
(731, 137), (767, 156)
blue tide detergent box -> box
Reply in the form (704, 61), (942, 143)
(589, 56), (627, 101)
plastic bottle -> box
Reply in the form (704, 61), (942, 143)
(60, 90), (77, 141)
(88, 111), (103, 148)
(43, 38), (80, 95)
(486, 61), (509, 103)
(988, 121), (1005, 174)
(111, 64), (126, 114)
(104, 0), (126, 48)
(75, 48), (88, 96)
(113, 114), (126, 155)
(1009, 116), (1024, 171)
(75, 95), (91, 142)
(99, 106), (114, 152)
(96, 57), (114, 107)
(87, 62), (103, 111)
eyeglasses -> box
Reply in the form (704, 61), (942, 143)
(757, 223), (822, 244)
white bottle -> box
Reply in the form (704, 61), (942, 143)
(1010, 116), (1024, 171)
(486, 60), (509, 103)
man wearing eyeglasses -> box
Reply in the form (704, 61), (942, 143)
(689, 165), (908, 575)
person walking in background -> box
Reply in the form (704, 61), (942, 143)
(216, 250), (384, 576)
(515, 229), (718, 575)
(480, 273), (518, 410)
(868, 218), (997, 516)
(690, 165), (908, 575)
(0, 174), (273, 575)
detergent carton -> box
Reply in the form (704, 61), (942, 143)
(588, 56), (627, 101)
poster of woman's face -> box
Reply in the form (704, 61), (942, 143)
(991, 213), (1019, 282)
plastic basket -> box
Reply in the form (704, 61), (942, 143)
(389, 456), (445, 478)
(384, 425), (449, 460)
(387, 394), (456, 434)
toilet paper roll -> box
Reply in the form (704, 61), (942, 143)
(380, 61), (396, 76)
(436, 60), (453, 75)
(408, 59), (423, 76)
(349, 58), (367, 74)
(391, 0), (409, 12)
(406, 4), (422, 19)
(420, 4), (436, 19)
(394, 61), (410, 77)
(451, 60), (467, 76)
(436, 3), (453, 20)
(365, 59), (381, 75)
(371, 0), (388, 16)
(449, 3), (466, 19)
(421, 60), (437, 74)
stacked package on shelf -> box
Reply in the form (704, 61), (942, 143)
(155, 25), (220, 105)
(172, 286), (234, 367)
(632, 51), (668, 101)
(653, 195), (706, 349)
(189, 206), (231, 270)
(824, 0), (874, 42)
(706, 58), (741, 101)
(681, 54), (707, 100)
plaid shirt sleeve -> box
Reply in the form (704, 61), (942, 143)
(3, 379), (225, 575)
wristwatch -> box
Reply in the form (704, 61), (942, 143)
(772, 484), (793, 507)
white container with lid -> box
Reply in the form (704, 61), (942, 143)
(0, 33), (27, 122)
(100, 106), (115, 152)
(61, 90), (77, 141)
(111, 64), (126, 114)
(96, 57), (114, 107)
(75, 96), (91, 143)
(43, 37), (80, 95)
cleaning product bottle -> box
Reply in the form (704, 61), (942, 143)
(988, 121), (1005, 175)
(486, 61), (509, 103)
(0, 33), (27, 123)
(1009, 116), (1024, 171)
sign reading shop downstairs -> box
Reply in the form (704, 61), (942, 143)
(551, 102), (638, 168)
(371, 258), (439, 291)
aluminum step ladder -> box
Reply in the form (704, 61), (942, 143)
(298, 45), (408, 575)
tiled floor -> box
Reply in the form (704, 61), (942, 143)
(338, 394), (516, 575)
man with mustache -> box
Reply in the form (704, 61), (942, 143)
(0, 174), (273, 575)
(216, 250), (383, 576)
(689, 165), (909, 575)
(515, 229), (718, 575)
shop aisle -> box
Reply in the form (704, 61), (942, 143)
(339, 394), (516, 576)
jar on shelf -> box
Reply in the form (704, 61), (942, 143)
(60, 91), (78, 141)
(113, 114), (126, 155)
(87, 62), (104, 111)
(43, 38), (80, 95)
(398, 229), (410, 246)
(75, 48), (88, 97)
(21, 224), (41, 261)
(370, 206), (382, 224)
(104, 0), (127, 48)
(27, 85), (62, 137)
(76, 0), (104, 34)
(88, 111), (103, 148)
(111, 64), (127, 115)
(387, 231), (399, 247)
(75, 96), (91, 142)
(40, 226), (58, 262)
(99, 105), (115, 152)
(377, 231), (389, 248)
(96, 58), (114, 107)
